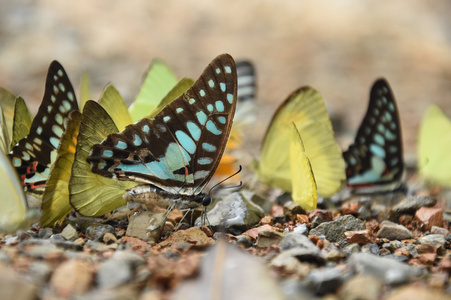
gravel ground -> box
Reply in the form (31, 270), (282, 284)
(0, 1), (451, 299)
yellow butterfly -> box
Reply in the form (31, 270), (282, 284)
(0, 88), (32, 154)
(69, 100), (138, 217)
(40, 111), (81, 227)
(255, 86), (346, 210)
(418, 104), (451, 188)
(128, 58), (179, 122)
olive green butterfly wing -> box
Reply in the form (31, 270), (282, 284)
(40, 111), (81, 227)
(69, 100), (137, 217)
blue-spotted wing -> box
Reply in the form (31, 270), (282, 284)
(87, 54), (237, 205)
(343, 78), (404, 192)
(9, 61), (78, 193)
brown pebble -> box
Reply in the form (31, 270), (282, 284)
(103, 232), (117, 244)
(418, 253), (437, 264)
(415, 207), (444, 231)
(438, 255), (451, 272)
(260, 215), (273, 225)
(296, 214), (309, 225)
(308, 209), (332, 222)
(344, 230), (372, 245)
(49, 259), (94, 298)
(341, 202), (360, 215)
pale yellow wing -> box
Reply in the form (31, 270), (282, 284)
(128, 58), (178, 122)
(98, 84), (132, 131)
(147, 77), (194, 118)
(0, 150), (28, 233)
(290, 123), (317, 210)
(40, 111), (81, 227)
(418, 105), (451, 187)
(257, 87), (345, 197)
(69, 101), (137, 217)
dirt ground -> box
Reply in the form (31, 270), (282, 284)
(1, 1), (451, 159)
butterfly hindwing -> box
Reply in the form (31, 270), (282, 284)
(343, 78), (403, 191)
(9, 61), (78, 192)
(88, 54), (237, 196)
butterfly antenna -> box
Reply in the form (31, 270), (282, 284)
(208, 165), (243, 195)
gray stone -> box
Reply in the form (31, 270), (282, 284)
(342, 243), (361, 256)
(293, 223), (308, 236)
(376, 221), (413, 240)
(85, 224), (115, 241)
(256, 228), (285, 248)
(305, 267), (344, 296)
(280, 233), (317, 251)
(112, 250), (146, 269)
(309, 215), (365, 246)
(361, 243), (380, 255)
(417, 234), (446, 249)
(38, 227), (53, 239)
(347, 252), (424, 285)
(173, 241), (285, 300)
(60, 224), (79, 241)
(391, 196), (436, 218)
(272, 246), (325, 266)
(431, 226), (449, 236)
(28, 261), (52, 284)
(97, 259), (133, 289)
(200, 192), (265, 235)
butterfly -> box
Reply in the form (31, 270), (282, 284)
(0, 149), (31, 233)
(69, 76), (195, 218)
(86, 54), (237, 211)
(418, 104), (451, 188)
(214, 60), (257, 182)
(343, 78), (404, 193)
(9, 61), (79, 194)
(0, 89), (33, 153)
(255, 86), (346, 210)
(128, 58), (179, 122)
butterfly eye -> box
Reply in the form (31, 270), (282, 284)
(202, 195), (212, 207)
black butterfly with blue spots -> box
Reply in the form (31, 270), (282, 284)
(343, 78), (404, 192)
(9, 61), (78, 193)
(87, 54), (237, 209)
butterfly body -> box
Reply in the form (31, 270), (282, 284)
(87, 54), (237, 210)
(9, 61), (78, 193)
(123, 184), (211, 210)
(343, 78), (403, 192)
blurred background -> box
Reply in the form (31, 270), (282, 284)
(1, 0), (451, 160)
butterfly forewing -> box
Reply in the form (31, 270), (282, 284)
(88, 54), (237, 196)
(9, 61), (78, 192)
(343, 78), (403, 190)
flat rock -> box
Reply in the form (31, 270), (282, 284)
(376, 221), (413, 240)
(386, 285), (450, 300)
(347, 252), (423, 285)
(173, 241), (285, 300)
(415, 207), (444, 231)
(339, 274), (383, 300)
(305, 267), (344, 296)
(201, 192), (265, 235)
(0, 263), (37, 300)
(49, 259), (94, 298)
(391, 196), (436, 219)
(309, 215), (365, 246)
